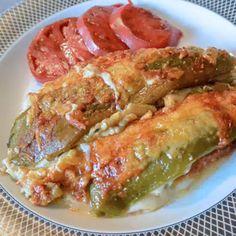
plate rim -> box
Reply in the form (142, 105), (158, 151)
(0, 184), (235, 234)
(0, 0), (236, 234)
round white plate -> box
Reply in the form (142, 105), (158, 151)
(0, 0), (236, 233)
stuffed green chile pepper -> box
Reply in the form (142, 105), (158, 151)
(89, 89), (236, 216)
(7, 47), (235, 166)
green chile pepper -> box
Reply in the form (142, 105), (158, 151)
(90, 106), (236, 217)
(131, 48), (235, 104)
(8, 110), (81, 165)
(146, 47), (234, 73)
(7, 47), (235, 166)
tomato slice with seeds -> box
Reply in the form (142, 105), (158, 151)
(77, 6), (128, 56)
(61, 18), (93, 63)
(28, 18), (72, 83)
(110, 4), (182, 50)
(28, 3), (182, 83)
(28, 18), (93, 83)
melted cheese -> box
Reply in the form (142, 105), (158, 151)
(100, 72), (121, 110)
(84, 103), (156, 141)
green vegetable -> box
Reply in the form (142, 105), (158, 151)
(90, 105), (236, 217)
(146, 47), (234, 73)
(7, 47), (235, 166)
(132, 48), (235, 104)
(8, 110), (81, 166)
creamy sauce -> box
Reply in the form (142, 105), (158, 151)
(80, 64), (121, 110)
(49, 154), (231, 217)
(82, 64), (99, 78)
(100, 72), (121, 110)
(128, 155), (229, 215)
(55, 194), (91, 216)
(84, 103), (156, 141)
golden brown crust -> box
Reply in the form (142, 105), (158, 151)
(90, 90), (236, 193)
(6, 47), (236, 208)
(15, 89), (236, 206)
(9, 47), (234, 165)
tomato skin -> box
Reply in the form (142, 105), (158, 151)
(77, 16), (103, 56)
(110, 4), (182, 50)
(62, 18), (93, 62)
(168, 25), (183, 46)
(110, 5), (151, 50)
(27, 19), (73, 83)
(28, 3), (182, 83)
(77, 6), (128, 56)
(27, 18), (93, 83)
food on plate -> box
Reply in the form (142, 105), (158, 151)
(7, 47), (234, 166)
(110, 3), (182, 49)
(27, 3), (182, 82)
(77, 5), (128, 56)
(4, 85), (236, 214)
(27, 17), (94, 83)
(3, 46), (236, 217)
(27, 18), (72, 83)
(89, 88), (236, 216)
(61, 18), (93, 63)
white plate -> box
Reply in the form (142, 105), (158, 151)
(0, 0), (236, 233)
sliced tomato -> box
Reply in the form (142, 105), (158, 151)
(110, 4), (182, 50)
(28, 19), (72, 83)
(77, 6), (128, 56)
(61, 18), (93, 63)
(168, 25), (183, 46)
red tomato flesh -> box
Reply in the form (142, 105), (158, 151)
(61, 18), (93, 63)
(110, 4), (182, 50)
(77, 6), (128, 56)
(28, 19), (72, 82)
(28, 3), (183, 83)
(28, 18), (93, 83)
